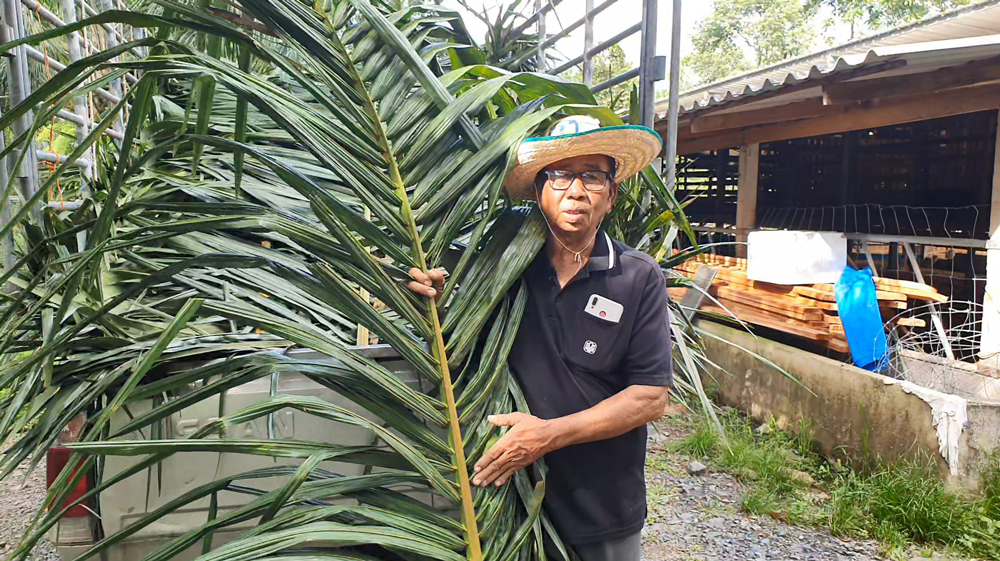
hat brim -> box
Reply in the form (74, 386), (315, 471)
(503, 125), (663, 201)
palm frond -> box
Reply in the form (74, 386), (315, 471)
(0, 2), (621, 560)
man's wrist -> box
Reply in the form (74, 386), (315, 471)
(540, 416), (574, 454)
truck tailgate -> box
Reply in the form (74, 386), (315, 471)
(100, 349), (429, 543)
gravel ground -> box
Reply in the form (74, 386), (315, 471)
(0, 427), (967, 561)
(640, 420), (888, 561)
(0, 448), (59, 561)
(640, 419), (959, 561)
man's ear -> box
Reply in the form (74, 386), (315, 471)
(608, 181), (619, 207)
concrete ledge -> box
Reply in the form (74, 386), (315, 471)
(699, 321), (1000, 490)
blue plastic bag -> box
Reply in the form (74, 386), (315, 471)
(835, 266), (888, 371)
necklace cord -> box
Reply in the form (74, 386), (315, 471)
(540, 210), (599, 264)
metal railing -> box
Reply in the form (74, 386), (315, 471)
(524, 1), (663, 110)
(1, 0), (134, 221)
(519, 0), (682, 176)
(2, 0), (689, 268)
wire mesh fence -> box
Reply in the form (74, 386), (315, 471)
(757, 204), (990, 241)
(886, 301), (1000, 401)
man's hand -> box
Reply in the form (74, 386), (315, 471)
(472, 413), (554, 487)
(407, 267), (446, 301)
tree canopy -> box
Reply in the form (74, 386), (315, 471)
(684, 0), (816, 86)
(685, 0), (974, 87)
(564, 44), (635, 112)
(809, 0), (972, 38)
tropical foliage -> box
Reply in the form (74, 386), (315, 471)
(562, 45), (635, 113)
(0, 1), (710, 560)
(455, 0), (546, 72)
(0, 1), (638, 560)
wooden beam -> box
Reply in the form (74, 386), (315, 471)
(981, 109), (1000, 362)
(679, 84), (1000, 154)
(823, 55), (1000, 105)
(990, 109), (1000, 240)
(736, 143), (759, 258)
(677, 124), (719, 143)
(664, 60), (908, 125)
(691, 99), (827, 134)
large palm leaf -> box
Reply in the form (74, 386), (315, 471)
(0, 1), (627, 560)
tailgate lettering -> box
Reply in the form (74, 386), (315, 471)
(173, 412), (295, 439)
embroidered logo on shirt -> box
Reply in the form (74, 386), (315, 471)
(583, 340), (597, 354)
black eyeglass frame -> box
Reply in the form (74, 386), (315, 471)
(540, 169), (613, 193)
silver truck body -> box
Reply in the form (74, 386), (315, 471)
(54, 346), (438, 561)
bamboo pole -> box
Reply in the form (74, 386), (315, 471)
(662, 0), (682, 184)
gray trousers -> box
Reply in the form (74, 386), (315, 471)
(569, 531), (642, 561)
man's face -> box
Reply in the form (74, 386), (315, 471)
(536, 154), (617, 235)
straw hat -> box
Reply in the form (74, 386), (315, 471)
(504, 115), (663, 200)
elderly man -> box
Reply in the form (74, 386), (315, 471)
(409, 116), (672, 561)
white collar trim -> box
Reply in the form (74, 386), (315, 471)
(605, 232), (615, 269)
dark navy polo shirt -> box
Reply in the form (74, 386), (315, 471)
(508, 229), (672, 546)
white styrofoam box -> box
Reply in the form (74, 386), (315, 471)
(746, 230), (847, 285)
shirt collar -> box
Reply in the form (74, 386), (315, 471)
(586, 229), (616, 272)
(528, 229), (618, 287)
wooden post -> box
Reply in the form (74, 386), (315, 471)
(981, 110), (1000, 365)
(535, 0), (546, 72)
(583, 0), (594, 85)
(357, 206), (372, 346)
(736, 144), (760, 258)
(638, 0), (659, 129)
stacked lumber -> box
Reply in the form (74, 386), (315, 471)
(670, 253), (947, 354)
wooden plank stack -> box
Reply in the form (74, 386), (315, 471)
(670, 253), (947, 354)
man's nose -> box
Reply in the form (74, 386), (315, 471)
(565, 176), (588, 199)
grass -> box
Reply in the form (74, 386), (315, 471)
(666, 410), (1000, 560)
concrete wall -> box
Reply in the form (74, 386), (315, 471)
(899, 350), (1000, 401)
(699, 321), (1000, 490)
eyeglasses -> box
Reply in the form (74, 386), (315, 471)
(542, 169), (611, 192)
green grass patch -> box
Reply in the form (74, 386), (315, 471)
(671, 410), (1000, 560)
(674, 419), (720, 459)
(983, 452), (1000, 518)
(828, 459), (1000, 559)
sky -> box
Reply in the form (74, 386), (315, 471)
(440, 0), (855, 91)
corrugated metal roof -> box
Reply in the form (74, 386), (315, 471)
(659, 0), (1000, 118)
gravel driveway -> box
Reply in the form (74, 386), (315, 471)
(0, 428), (961, 561)
(0, 448), (59, 561)
(641, 453), (888, 561)
(641, 420), (972, 561)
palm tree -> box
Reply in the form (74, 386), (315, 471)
(455, 1), (548, 72)
(0, 1), (662, 560)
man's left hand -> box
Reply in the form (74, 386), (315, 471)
(472, 413), (554, 487)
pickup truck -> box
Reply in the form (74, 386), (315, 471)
(48, 345), (442, 561)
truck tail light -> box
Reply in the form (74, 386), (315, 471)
(46, 413), (95, 545)
(45, 447), (91, 517)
